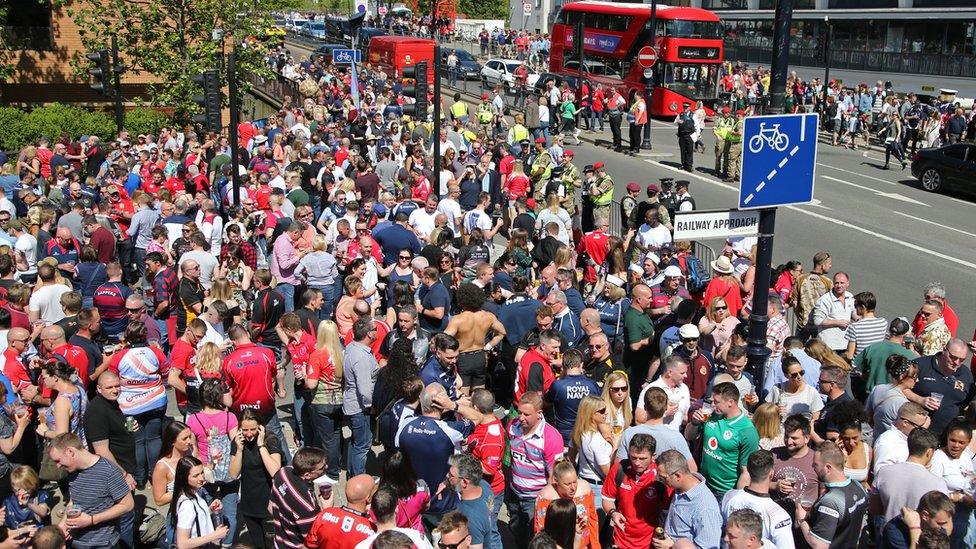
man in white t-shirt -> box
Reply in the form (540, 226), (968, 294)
(28, 263), (71, 324)
(635, 208), (672, 254)
(636, 355), (691, 430)
(462, 192), (503, 240)
(408, 195), (440, 242)
(721, 449), (794, 549)
(438, 185), (463, 236)
(9, 220), (37, 282)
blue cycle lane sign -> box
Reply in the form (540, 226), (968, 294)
(332, 49), (361, 64)
(738, 112), (819, 210)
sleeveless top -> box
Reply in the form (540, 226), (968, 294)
(44, 384), (88, 446)
(844, 443), (870, 482)
(387, 267), (414, 301)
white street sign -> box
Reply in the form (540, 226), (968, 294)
(643, 67), (653, 79)
(673, 209), (761, 241)
(523, 2), (532, 15)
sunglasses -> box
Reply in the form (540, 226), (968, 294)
(789, 370), (805, 378)
(126, 307), (143, 313)
(714, 305), (728, 311)
(596, 408), (607, 414)
(399, 256), (411, 260)
(610, 386), (628, 392)
(438, 536), (470, 549)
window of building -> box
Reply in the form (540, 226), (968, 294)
(828, 0), (896, 7)
(913, 0), (975, 6)
(758, 0), (814, 8)
(1, 0), (52, 50)
(944, 22), (975, 55)
(701, 0), (748, 9)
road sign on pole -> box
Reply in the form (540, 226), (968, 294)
(637, 46), (658, 68)
(673, 209), (761, 241)
(332, 49), (362, 64)
(523, 2), (532, 15)
(738, 112), (818, 210)
(379, 6), (388, 15)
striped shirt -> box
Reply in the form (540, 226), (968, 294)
(271, 466), (320, 549)
(507, 419), (563, 498)
(67, 458), (130, 547)
(108, 346), (168, 415)
(845, 316), (889, 357)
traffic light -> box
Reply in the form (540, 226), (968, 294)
(86, 50), (112, 97)
(191, 70), (223, 133)
(402, 62), (428, 121)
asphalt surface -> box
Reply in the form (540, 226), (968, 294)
(281, 35), (976, 339)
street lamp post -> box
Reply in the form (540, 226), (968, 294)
(820, 16), (832, 117)
(641, 0), (656, 150)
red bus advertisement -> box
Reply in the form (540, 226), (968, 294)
(550, 1), (723, 116)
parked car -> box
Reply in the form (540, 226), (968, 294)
(300, 21), (327, 39)
(440, 49), (482, 80)
(285, 18), (308, 32)
(480, 59), (539, 93)
(910, 143), (976, 196)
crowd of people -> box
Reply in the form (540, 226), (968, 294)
(1, 19), (976, 549)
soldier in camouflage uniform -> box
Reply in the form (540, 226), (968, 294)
(589, 161), (613, 228)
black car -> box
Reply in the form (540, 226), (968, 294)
(440, 49), (482, 80)
(910, 143), (976, 196)
(530, 72), (581, 99)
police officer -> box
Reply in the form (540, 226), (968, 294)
(508, 113), (530, 154)
(714, 106), (734, 179)
(530, 137), (554, 203)
(449, 92), (469, 125)
(725, 110), (745, 183)
(676, 102), (696, 172)
(589, 161), (613, 227)
(580, 164), (595, 232)
(476, 93), (495, 135)
(675, 180), (695, 212)
(658, 177), (677, 222)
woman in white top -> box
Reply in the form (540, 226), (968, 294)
(766, 355), (824, 423)
(930, 420), (976, 547)
(571, 395), (613, 507)
(601, 371), (632, 448)
(170, 455), (229, 549)
(535, 195), (572, 245)
(698, 296), (740, 357)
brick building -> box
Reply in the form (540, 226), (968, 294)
(1, 0), (152, 106)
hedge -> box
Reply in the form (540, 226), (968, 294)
(0, 104), (172, 153)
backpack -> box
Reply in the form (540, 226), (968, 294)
(193, 412), (234, 484)
(685, 254), (711, 294)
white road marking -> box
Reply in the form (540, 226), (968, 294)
(801, 114), (807, 142)
(778, 157), (789, 168)
(891, 211), (976, 238)
(823, 176), (930, 206)
(789, 145), (800, 156)
(767, 169), (777, 180)
(819, 164), (896, 185)
(756, 182), (766, 191)
(645, 160), (976, 269)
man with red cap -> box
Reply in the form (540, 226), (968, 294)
(588, 161), (614, 225)
(714, 106), (735, 179)
(621, 182), (641, 230)
(476, 93), (495, 134)
(530, 137), (554, 203)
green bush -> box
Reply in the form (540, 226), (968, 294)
(0, 104), (172, 153)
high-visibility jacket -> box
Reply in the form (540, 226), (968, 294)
(477, 103), (494, 123)
(592, 175), (613, 206)
(727, 118), (745, 143)
(511, 124), (529, 143)
(714, 116), (734, 140)
(450, 101), (469, 119)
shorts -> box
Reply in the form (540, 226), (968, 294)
(458, 350), (487, 387)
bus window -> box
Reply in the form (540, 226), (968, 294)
(664, 20), (722, 39)
(564, 54), (631, 80)
(661, 63), (719, 99)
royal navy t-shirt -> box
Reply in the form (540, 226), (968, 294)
(546, 374), (601, 444)
(396, 415), (473, 514)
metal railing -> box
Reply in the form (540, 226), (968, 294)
(608, 199), (717, 269)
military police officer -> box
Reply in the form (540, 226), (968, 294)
(713, 106), (735, 179)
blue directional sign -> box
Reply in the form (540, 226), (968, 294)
(738, 112), (818, 210)
(332, 49), (361, 64)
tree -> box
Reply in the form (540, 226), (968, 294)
(458, 0), (507, 19)
(58, 0), (301, 122)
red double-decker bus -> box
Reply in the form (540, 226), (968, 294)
(550, 1), (723, 116)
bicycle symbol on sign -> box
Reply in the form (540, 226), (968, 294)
(748, 123), (790, 154)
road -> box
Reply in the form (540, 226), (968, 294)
(281, 37), (976, 337)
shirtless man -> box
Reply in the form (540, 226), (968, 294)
(444, 283), (506, 395)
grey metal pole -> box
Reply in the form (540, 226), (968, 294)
(746, 0), (793, 389)
(228, 47), (242, 206)
(820, 17), (832, 117)
(641, 0), (656, 149)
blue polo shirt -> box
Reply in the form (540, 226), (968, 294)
(545, 374), (601, 444)
(912, 353), (975, 436)
(420, 355), (457, 401)
(396, 415), (473, 515)
(499, 294), (541, 346)
(419, 282), (451, 333)
(374, 224), (421, 266)
(565, 287), (586, 317)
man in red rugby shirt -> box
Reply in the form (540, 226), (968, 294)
(278, 313), (317, 445)
(466, 388), (505, 549)
(2, 327), (36, 400)
(167, 318), (208, 416)
(40, 325), (90, 387)
(305, 474), (375, 549)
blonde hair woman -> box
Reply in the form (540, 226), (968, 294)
(571, 395), (613, 506)
(753, 403), (784, 450)
(601, 371), (632, 445)
(204, 277), (243, 328)
(194, 342), (223, 378)
(805, 339), (850, 372)
(306, 320), (344, 480)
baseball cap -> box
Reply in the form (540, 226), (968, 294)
(482, 93), (489, 100)
(678, 324), (700, 339)
(626, 182), (640, 192)
(663, 265), (683, 278)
